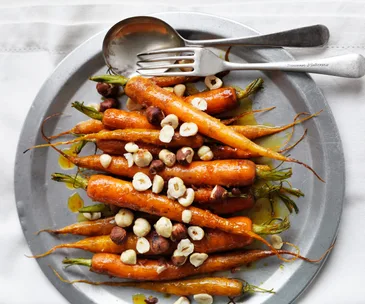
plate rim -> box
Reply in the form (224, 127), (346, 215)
(14, 11), (345, 304)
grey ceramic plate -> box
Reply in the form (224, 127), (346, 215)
(14, 12), (344, 304)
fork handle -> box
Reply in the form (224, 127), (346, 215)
(184, 24), (329, 48)
(223, 54), (365, 78)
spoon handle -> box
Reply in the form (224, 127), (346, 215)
(184, 24), (329, 48)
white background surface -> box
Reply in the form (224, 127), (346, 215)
(1, 1), (365, 303)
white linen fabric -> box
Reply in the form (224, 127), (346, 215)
(1, 1), (365, 303)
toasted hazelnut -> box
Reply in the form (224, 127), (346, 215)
(126, 98), (143, 111)
(189, 253), (208, 267)
(176, 239), (194, 256)
(179, 122), (198, 137)
(136, 236), (150, 254)
(120, 249), (137, 265)
(123, 152), (134, 168)
(187, 226), (205, 241)
(150, 231), (171, 254)
(168, 177), (186, 199)
(133, 218), (151, 237)
(178, 188), (195, 207)
(159, 149), (176, 167)
(149, 160), (165, 175)
(193, 294), (213, 304)
(182, 210), (192, 224)
(171, 223), (188, 242)
(191, 97), (208, 111)
(159, 125), (175, 143)
(171, 250), (188, 266)
(100, 154), (112, 168)
(146, 106), (165, 126)
(133, 149), (153, 167)
(271, 234), (283, 249)
(161, 114), (179, 129)
(154, 217), (173, 238)
(145, 296), (159, 304)
(110, 226), (127, 245)
(210, 185), (228, 201)
(132, 172), (152, 191)
(152, 175), (164, 194)
(204, 75), (223, 90)
(99, 98), (118, 112)
(173, 297), (190, 304)
(173, 84), (186, 97)
(176, 147), (194, 165)
(115, 208), (134, 227)
(124, 142), (139, 153)
(197, 146), (214, 161)
(96, 82), (118, 97)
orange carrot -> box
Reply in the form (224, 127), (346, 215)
(62, 248), (327, 281)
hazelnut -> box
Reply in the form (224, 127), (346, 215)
(149, 160), (165, 175)
(132, 172), (152, 191)
(231, 187), (241, 196)
(150, 231), (171, 254)
(193, 294), (213, 304)
(171, 223), (188, 242)
(210, 185), (228, 201)
(146, 106), (165, 126)
(204, 75), (223, 90)
(179, 122), (198, 137)
(171, 250), (188, 266)
(133, 149), (153, 167)
(197, 146), (214, 161)
(145, 296), (159, 304)
(83, 212), (101, 221)
(110, 226), (127, 245)
(96, 82), (118, 97)
(176, 147), (194, 165)
(99, 98), (118, 112)
(158, 149), (176, 167)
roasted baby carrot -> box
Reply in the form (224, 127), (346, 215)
(52, 272), (270, 297)
(36, 217), (116, 236)
(39, 129), (204, 149)
(202, 198), (255, 215)
(124, 76), (322, 180)
(32, 219), (289, 258)
(54, 154), (290, 186)
(62, 248), (323, 281)
(52, 173), (290, 260)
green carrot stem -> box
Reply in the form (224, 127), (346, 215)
(63, 258), (92, 268)
(71, 101), (103, 120)
(256, 167), (292, 181)
(89, 75), (129, 86)
(233, 77), (264, 100)
(78, 204), (107, 213)
(252, 217), (290, 235)
(51, 173), (88, 190)
(242, 281), (275, 294)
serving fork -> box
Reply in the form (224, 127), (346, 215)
(137, 47), (365, 78)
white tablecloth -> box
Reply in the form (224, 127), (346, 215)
(2, 1), (365, 303)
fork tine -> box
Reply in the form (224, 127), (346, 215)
(137, 47), (197, 57)
(136, 63), (194, 70)
(136, 55), (193, 64)
(137, 69), (195, 77)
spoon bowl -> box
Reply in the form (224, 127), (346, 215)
(103, 16), (184, 76)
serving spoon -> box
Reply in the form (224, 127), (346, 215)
(103, 16), (329, 75)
